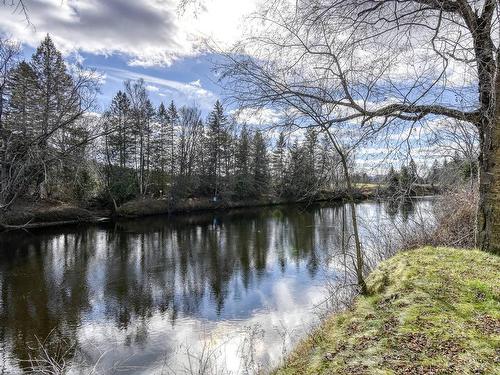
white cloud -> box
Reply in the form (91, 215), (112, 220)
(231, 107), (283, 126)
(105, 67), (217, 109)
(190, 79), (202, 87)
(0, 0), (259, 66)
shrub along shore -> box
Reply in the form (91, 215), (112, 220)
(0, 184), (440, 231)
(274, 247), (500, 375)
(0, 188), (375, 230)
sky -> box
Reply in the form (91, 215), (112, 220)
(0, 0), (260, 113)
(0, 0), (474, 172)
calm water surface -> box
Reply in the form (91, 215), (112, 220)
(0, 199), (433, 374)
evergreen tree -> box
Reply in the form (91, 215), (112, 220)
(31, 35), (78, 145)
(167, 101), (178, 178)
(156, 102), (169, 174)
(318, 134), (340, 190)
(234, 124), (252, 198)
(399, 165), (411, 194)
(206, 100), (228, 197)
(271, 131), (287, 196)
(105, 91), (132, 168)
(251, 130), (269, 197)
(284, 140), (308, 198)
(386, 165), (399, 193)
(304, 128), (318, 180)
(409, 159), (418, 184)
(5, 61), (38, 137)
(102, 92), (137, 205)
(29, 35), (86, 197)
(428, 159), (440, 185)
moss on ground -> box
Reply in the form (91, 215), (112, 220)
(275, 247), (500, 375)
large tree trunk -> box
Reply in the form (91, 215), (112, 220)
(477, 116), (500, 255)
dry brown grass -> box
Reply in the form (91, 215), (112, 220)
(403, 187), (478, 250)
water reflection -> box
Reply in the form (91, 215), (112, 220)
(0, 199), (433, 374)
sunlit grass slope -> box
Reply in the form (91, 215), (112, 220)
(275, 247), (500, 375)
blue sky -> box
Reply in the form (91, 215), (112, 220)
(20, 44), (222, 113)
(1, 0), (477, 172)
(1, 0), (259, 114)
(78, 51), (222, 112)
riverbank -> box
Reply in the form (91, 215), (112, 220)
(0, 184), (438, 230)
(115, 189), (372, 218)
(0, 200), (110, 229)
(275, 247), (500, 374)
(0, 188), (374, 230)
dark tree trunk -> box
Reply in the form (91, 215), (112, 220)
(477, 115), (500, 255)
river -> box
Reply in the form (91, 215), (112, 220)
(0, 198), (434, 374)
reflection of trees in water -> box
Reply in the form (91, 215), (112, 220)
(0, 201), (423, 372)
(384, 198), (416, 223)
(0, 230), (96, 373)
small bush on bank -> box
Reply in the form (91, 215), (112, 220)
(402, 187), (478, 250)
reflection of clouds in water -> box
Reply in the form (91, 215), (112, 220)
(74, 275), (326, 374)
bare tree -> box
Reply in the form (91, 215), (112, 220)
(216, 0), (500, 254)
(2, 0), (29, 22)
(430, 119), (479, 188)
(220, 51), (375, 292)
(176, 105), (204, 193)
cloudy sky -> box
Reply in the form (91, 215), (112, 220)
(0, 0), (465, 171)
(0, 0), (260, 112)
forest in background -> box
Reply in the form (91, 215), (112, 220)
(0, 36), (477, 222)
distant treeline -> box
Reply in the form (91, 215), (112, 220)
(99, 81), (352, 207)
(0, 36), (351, 213)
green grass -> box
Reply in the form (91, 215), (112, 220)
(275, 247), (500, 375)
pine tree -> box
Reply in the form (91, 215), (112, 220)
(271, 131), (287, 196)
(5, 61), (38, 137)
(206, 100), (228, 197)
(284, 140), (305, 198)
(399, 165), (411, 194)
(156, 102), (169, 174)
(304, 128), (318, 180)
(29, 35), (83, 197)
(144, 98), (156, 190)
(167, 101), (178, 178)
(318, 134), (340, 190)
(409, 159), (418, 184)
(1, 60), (38, 204)
(105, 91), (132, 168)
(386, 165), (399, 193)
(428, 159), (440, 185)
(234, 124), (252, 198)
(31, 35), (78, 145)
(251, 130), (269, 197)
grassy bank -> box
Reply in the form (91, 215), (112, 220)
(276, 247), (500, 375)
